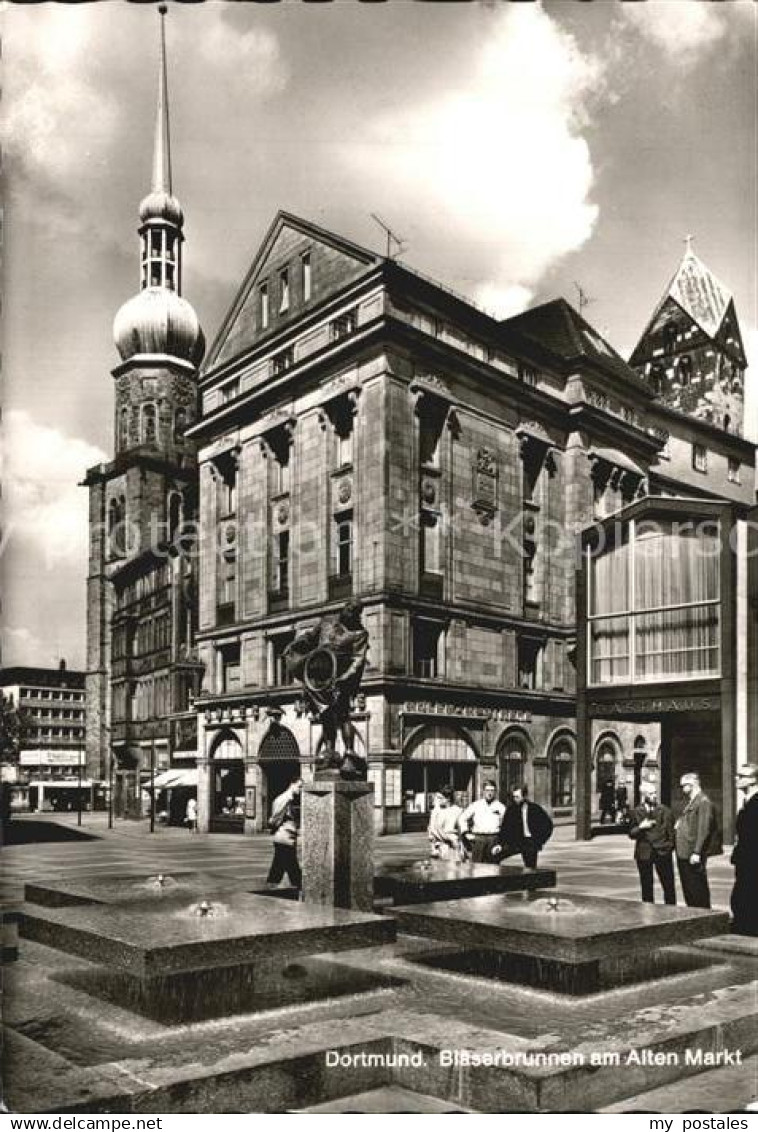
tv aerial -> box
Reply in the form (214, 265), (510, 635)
(371, 213), (408, 260)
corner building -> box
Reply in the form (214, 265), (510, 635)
(190, 214), (755, 835)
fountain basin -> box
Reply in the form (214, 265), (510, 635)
(23, 872), (236, 908)
(374, 862), (556, 904)
(20, 891), (395, 978)
(393, 890), (730, 994)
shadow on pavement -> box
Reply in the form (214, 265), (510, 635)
(2, 820), (101, 845)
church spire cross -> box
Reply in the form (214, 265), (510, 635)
(684, 234), (695, 254)
(152, 4), (172, 196)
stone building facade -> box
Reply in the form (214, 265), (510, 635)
(189, 214), (754, 834)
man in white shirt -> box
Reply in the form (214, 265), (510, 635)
(458, 780), (506, 863)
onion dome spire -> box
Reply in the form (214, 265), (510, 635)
(114, 4), (204, 367)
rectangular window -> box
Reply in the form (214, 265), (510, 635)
(412, 620), (444, 679)
(272, 454), (291, 495)
(330, 308), (357, 342)
(272, 347), (293, 376)
(260, 283), (269, 329)
(336, 516), (353, 577)
(302, 252), (311, 302)
(274, 530), (289, 595)
(692, 443), (708, 473)
(269, 633), (295, 687)
(279, 267), (290, 313)
(517, 637), (544, 690)
(419, 402), (446, 468)
(420, 510), (441, 576)
(728, 457), (741, 484)
(221, 643), (241, 693)
(588, 521), (720, 685)
(220, 379), (239, 404)
(518, 363), (537, 385)
(336, 429), (353, 468)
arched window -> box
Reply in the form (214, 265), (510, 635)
(108, 496), (126, 558)
(549, 736), (574, 808)
(174, 407), (187, 444)
(142, 403), (157, 445)
(497, 733), (528, 801)
(119, 407), (129, 450)
(595, 739), (618, 793)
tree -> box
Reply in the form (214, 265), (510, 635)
(0, 692), (27, 768)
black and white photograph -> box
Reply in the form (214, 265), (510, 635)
(1, 0), (757, 1117)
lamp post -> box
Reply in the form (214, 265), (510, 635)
(108, 754), (114, 830)
(149, 744), (155, 834)
(77, 751), (82, 827)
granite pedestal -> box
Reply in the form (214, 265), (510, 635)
(375, 861), (556, 904)
(394, 890), (730, 994)
(302, 778), (374, 912)
(24, 872), (234, 908)
(20, 890), (395, 1021)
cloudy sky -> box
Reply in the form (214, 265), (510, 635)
(2, 0), (756, 669)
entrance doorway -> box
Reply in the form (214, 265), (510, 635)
(258, 725), (301, 820)
(209, 729), (244, 833)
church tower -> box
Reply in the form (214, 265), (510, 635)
(629, 241), (747, 435)
(84, 6), (204, 810)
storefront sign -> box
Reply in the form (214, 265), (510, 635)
(588, 697), (720, 716)
(19, 750), (84, 767)
(402, 702), (532, 724)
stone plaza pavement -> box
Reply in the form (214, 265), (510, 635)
(3, 813), (756, 1114)
(1, 811), (737, 910)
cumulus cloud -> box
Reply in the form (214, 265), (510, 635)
(197, 19), (288, 93)
(2, 410), (107, 570)
(618, 0), (754, 68)
(340, 4), (602, 315)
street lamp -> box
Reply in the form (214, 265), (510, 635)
(149, 744), (155, 834)
(108, 754), (114, 830)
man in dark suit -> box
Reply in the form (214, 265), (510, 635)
(731, 764), (758, 936)
(492, 784), (553, 869)
(674, 772), (719, 909)
(628, 782), (676, 905)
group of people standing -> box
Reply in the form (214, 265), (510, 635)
(261, 766), (757, 939)
(428, 779), (554, 869)
(628, 767), (758, 935)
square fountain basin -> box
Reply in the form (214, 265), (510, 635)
(393, 890), (730, 963)
(24, 873), (238, 908)
(375, 862), (555, 904)
(20, 891), (395, 977)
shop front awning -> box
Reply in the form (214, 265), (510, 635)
(150, 768), (198, 789)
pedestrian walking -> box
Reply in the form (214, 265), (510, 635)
(185, 796), (197, 833)
(266, 778), (302, 890)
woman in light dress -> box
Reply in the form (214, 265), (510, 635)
(427, 786), (464, 860)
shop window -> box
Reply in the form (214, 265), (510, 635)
(498, 739), (526, 800)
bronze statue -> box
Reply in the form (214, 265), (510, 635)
(284, 600), (368, 780)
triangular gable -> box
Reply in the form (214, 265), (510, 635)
(714, 300), (746, 366)
(633, 250), (733, 357)
(205, 211), (381, 371)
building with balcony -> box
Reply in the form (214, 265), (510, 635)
(0, 661), (89, 812)
(188, 212), (755, 836)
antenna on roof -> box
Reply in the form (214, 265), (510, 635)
(371, 213), (408, 260)
(573, 282), (595, 314)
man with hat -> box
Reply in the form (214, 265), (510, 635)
(628, 781), (676, 905)
(731, 764), (758, 936)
